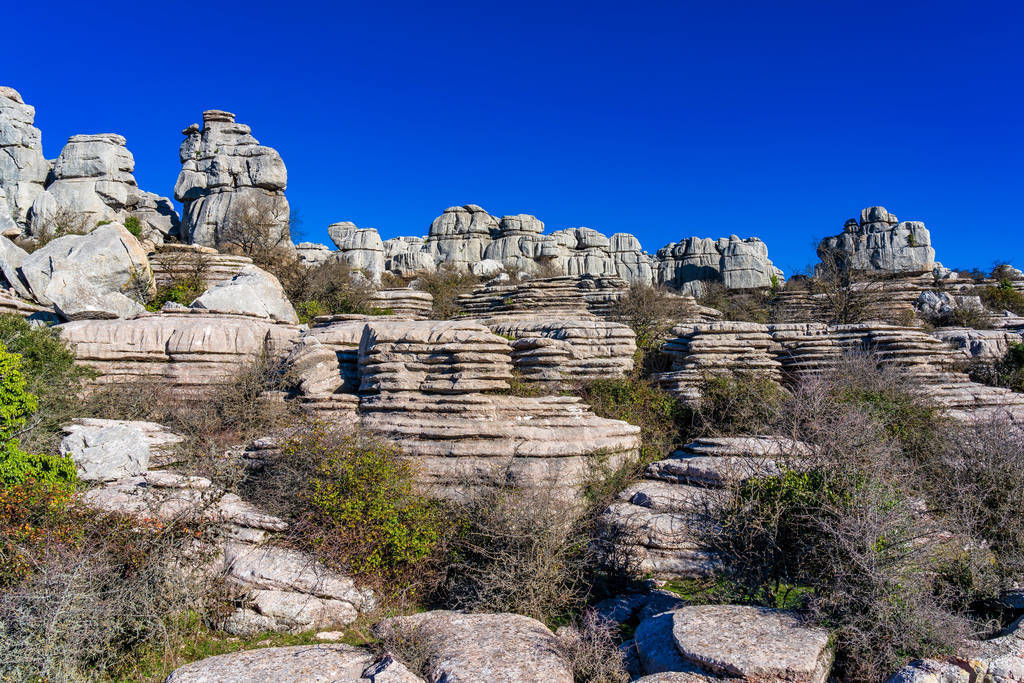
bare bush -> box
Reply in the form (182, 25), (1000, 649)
(812, 246), (882, 324)
(414, 265), (479, 319)
(219, 194), (292, 265)
(270, 257), (377, 322)
(371, 619), (438, 679)
(552, 609), (630, 683)
(697, 281), (774, 323)
(612, 284), (699, 351)
(22, 204), (91, 250)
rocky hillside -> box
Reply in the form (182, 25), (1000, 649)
(1, 83), (1023, 682)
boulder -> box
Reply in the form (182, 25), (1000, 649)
(59, 421), (150, 481)
(375, 611), (573, 683)
(165, 645), (422, 682)
(326, 222), (385, 281)
(422, 204), (498, 268)
(0, 86), (48, 230)
(191, 265), (298, 323)
(61, 418), (184, 467)
(0, 233), (31, 298)
(671, 605), (832, 682)
(655, 236), (781, 295)
(175, 110), (290, 250)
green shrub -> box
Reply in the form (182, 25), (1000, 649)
(146, 281), (207, 311)
(0, 315), (96, 454)
(693, 371), (787, 436)
(579, 377), (690, 463)
(414, 265), (479, 319)
(967, 342), (1024, 393)
(282, 426), (443, 578)
(981, 280), (1024, 315)
(123, 215), (143, 237)
(697, 282), (773, 323)
(0, 340), (76, 488)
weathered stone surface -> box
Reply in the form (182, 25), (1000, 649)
(376, 611), (573, 683)
(0, 86), (48, 230)
(59, 421), (150, 481)
(326, 222), (385, 281)
(367, 289), (434, 320)
(62, 418), (184, 466)
(482, 317), (636, 384)
(0, 233), (32, 298)
(164, 644), (422, 682)
(58, 313), (299, 390)
(175, 110), (290, 250)
(295, 241), (333, 266)
(191, 264), (298, 323)
(456, 274), (634, 319)
(932, 327), (1023, 362)
(423, 204), (499, 268)
(817, 206), (935, 274)
(671, 606), (832, 682)
(655, 236), (782, 295)
(150, 243), (253, 289)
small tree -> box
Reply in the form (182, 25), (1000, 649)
(25, 204), (91, 248)
(812, 246), (879, 324)
(219, 194), (291, 265)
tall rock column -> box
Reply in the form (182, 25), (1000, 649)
(174, 110), (291, 251)
(0, 87), (48, 232)
(816, 206), (936, 274)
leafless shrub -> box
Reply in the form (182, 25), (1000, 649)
(697, 281), (774, 323)
(612, 284), (699, 351)
(434, 485), (593, 622)
(219, 194), (292, 265)
(552, 609), (630, 683)
(272, 257), (377, 322)
(812, 246), (883, 324)
(21, 204), (91, 250)
(414, 264), (480, 319)
(371, 619), (439, 679)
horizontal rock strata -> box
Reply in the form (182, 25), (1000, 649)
(456, 275), (632, 319)
(150, 243), (253, 289)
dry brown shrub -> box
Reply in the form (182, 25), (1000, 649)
(413, 264), (479, 319)
(552, 609), (630, 683)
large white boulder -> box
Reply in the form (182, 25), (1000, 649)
(190, 264), (298, 323)
(60, 422), (150, 482)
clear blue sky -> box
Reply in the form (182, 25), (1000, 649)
(6, 1), (1022, 275)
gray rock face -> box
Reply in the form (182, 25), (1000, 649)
(165, 644), (422, 682)
(423, 204), (499, 268)
(0, 233), (31, 298)
(327, 222), (385, 281)
(670, 606), (832, 682)
(18, 223), (152, 319)
(655, 235), (782, 295)
(174, 110), (290, 250)
(296, 241), (333, 265)
(191, 264), (299, 323)
(376, 611), (573, 683)
(28, 133), (179, 245)
(932, 327), (1024, 362)
(817, 206), (936, 274)
(0, 87), (48, 230)
(59, 421), (150, 481)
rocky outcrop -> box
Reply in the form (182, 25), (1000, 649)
(375, 611), (574, 683)
(367, 289), (434, 319)
(28, 133), (180, 245)
(190, 264), (299, 324)
(327, 222), (385, 281)
(175, 110), (290, 250)
(61, 417), (184, 467)
(653, 322), (782, 403)
(60, 421), (153, 481)
(481, 318), (636, 384)
(295, 241), (333, 266)
(931, 327), (1023, 362)
(603, 436), (810, 579)
(423, 204), (499, 269)
(817, 206), (935, 274)
(165, 644), (422, 682)
(0, 87), (48, 230)
(384, 236), (435, 277)
(887, 615), (1024, 682)
(655, 236), (782, 296)
(456, 275), (633, 319)
(58, 312), (299, 390)
(17, 223), (152, 319)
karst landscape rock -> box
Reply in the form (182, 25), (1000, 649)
(1, 82), (1023, 683)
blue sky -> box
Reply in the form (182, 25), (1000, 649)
(6, 1), (1022, 275)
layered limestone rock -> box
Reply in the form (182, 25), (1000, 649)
(931, 327), (1024, 362)
(767, 323), (1024, 422)
(654, 236), (782, 296)
(61, 417), (184, 468)
(17, 223), (152, 319)
(29, 133), (180, 245)
(150, 243), (253, 289)
(0, 288), (50, 318)
(175, 110), (290, 249)
(482, 318), (636, 384)
(83, 468), (374, 636)
(456, 275), (632, 319)
(422, 204), (499, 268)
(327, 222), (385, 281)
(375, 611), (573, 683)
(604, 436), (810, 579)
(58, 312), (299, 390)
(165, 644), (421, 682)
(366, 289), (433, 319)
(483, 213), (559, 276)
(295, 241), (333, 265)
(0, 86), (48, 229)
(653, 322), (782, 403)
(888, 615), (1024, 682)
(384, 236), (435, 276)
(349, 320), (641, 499)
(817, 206), (935, 274)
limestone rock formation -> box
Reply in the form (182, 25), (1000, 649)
(175, 110), (290, 250)
(165, 645), (422, 682)
(59, 421), (151, 482)
(423, 204), (499, 268)
(655, 236), (781, 296)
(191, 264), (299, 324)
(28, 133), (179, 245)
(295, 241), (333, 266)
(817, 206), (936, 274)
(931, 327), (1024, 362)
(58, 313), (299, 390)
(375, 611), (574, 683)
(61, 417), (184, 467)
(18, 223), (152, 319)
(384, 236), (435, 276)
(327, 222), (385, 281)
(481, 318), (636, 384)
(366, 289), (434, 319)
(0, 86), (48, 230)
(457, 274), (633, 319)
